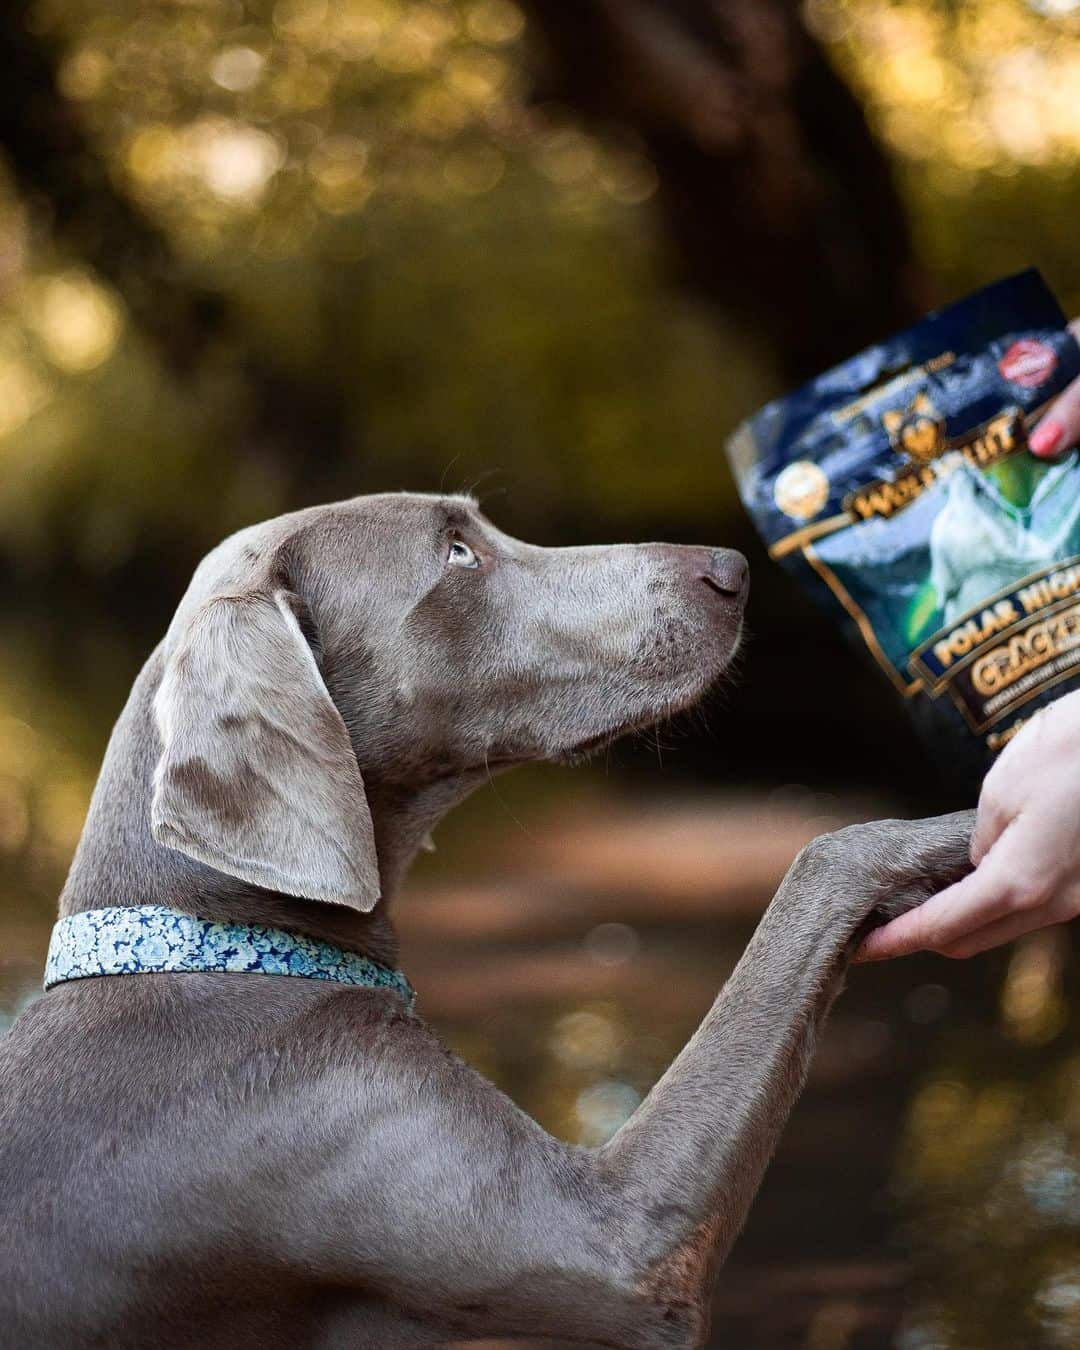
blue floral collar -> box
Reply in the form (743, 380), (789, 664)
(44, 905), (414, 1007)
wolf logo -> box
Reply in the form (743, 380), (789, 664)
(882, 392), (945, 464)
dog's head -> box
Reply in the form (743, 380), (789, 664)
(151, 493), (747, 911)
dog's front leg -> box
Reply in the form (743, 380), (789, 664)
(594, 809), (975, 1335)
(299, 813), (972, 1349)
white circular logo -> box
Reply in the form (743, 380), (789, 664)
(774, 460), (829, 522)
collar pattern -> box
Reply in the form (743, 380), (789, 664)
(44, 905), (414, 1007)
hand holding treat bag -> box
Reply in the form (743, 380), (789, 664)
(728, 270), (1080, 790)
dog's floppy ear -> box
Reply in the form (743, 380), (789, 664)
(150, 586), (381, 911)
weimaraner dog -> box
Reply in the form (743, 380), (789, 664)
(0, 492), (973, 1349)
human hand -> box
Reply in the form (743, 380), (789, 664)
(1028, 318), (1080, 457)
(854, 689), (1080, 961)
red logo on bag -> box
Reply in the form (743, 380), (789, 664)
(998, 338), (1057, 388)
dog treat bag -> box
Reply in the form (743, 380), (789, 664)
(728, 269), (1080, 786)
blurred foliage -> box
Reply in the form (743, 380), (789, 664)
(0, 0), (1074, 582)
(0, 0), (765, 574)
(812, 0), (1080, 313)
(893, 931), (1080, 1350)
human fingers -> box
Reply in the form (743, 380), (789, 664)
(969, 778), (1011, 867)
(936, 909), (1059, 958)
(854, 823), (1033, 961)
(1030, 322), (1080, 457)
(853, 868), (998, 962)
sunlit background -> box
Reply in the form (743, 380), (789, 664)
(1, 1), (1079, 1347)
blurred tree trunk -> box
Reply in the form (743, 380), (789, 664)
(520, 0), (923, 382)
(0, 0), (350, 508)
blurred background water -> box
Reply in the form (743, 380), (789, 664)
(1, 1), (1079, 1346)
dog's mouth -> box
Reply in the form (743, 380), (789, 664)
(479, 640), (744, 774)
(557, 662), (741, 766)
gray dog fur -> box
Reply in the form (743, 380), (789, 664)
(0, 493), (975, 1349)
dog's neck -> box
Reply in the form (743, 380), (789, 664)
(59, 648), (464, 970)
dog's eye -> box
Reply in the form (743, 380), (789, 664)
(447, 538), (480, 569)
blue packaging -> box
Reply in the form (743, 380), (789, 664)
(728, 270), (1080, 785)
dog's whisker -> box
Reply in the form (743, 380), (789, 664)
(461, 467), (510, 505)
(482, 750), (536, 841)
(438, 453), (463, 496)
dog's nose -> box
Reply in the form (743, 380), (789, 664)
(701, 548), (748, 599)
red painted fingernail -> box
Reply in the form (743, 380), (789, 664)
(1029, 418), (1065, 458)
